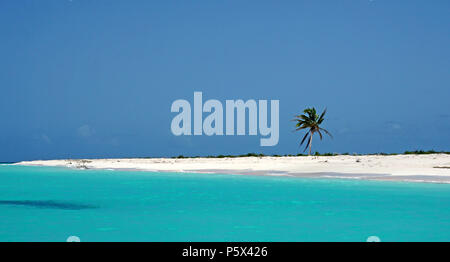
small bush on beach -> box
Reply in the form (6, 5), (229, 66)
(404, 150), (438, 155)
(322, 152), (337, 156)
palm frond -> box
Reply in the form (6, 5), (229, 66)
(295, 126), (308, 131)
(299, 131), (310, 146)
(318, 108), (327, 124)
(303, 131), (313, 152)
(320, 128), (333, 138)
(317, 129), (323, 140)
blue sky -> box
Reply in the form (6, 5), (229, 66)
(1, 1), (449, 162)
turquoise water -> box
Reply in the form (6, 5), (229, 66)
(0, 165), (449, 242)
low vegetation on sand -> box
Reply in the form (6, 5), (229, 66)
(166, 150), (450, 159)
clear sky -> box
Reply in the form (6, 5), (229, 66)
(1, 1), (449, 162)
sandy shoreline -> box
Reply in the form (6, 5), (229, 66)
(14, 154), (450, 183)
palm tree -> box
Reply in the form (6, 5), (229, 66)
(293, 107), (333, 156)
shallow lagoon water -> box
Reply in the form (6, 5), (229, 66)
(0, 165), (449, 241)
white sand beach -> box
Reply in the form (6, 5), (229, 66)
(16, 154), (450, 183)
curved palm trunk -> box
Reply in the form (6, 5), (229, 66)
(308, 131), (313, 156)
